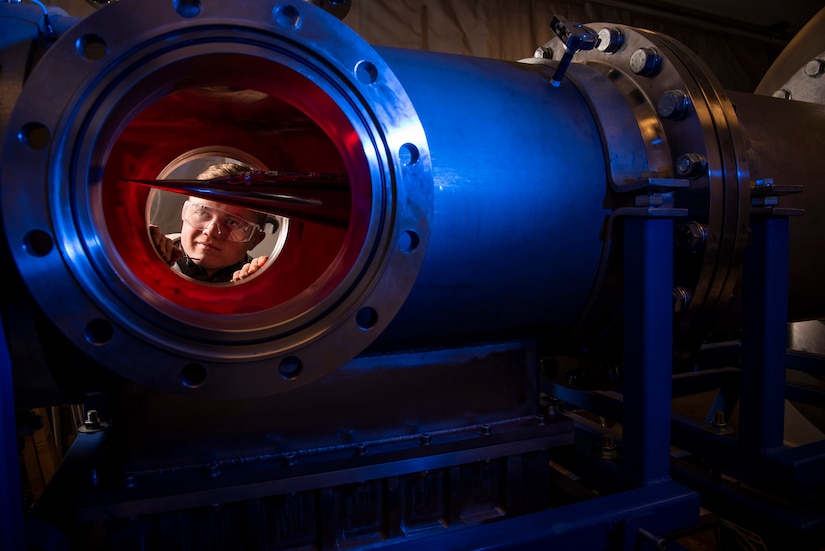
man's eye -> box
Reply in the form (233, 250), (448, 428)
(225, 218), (240, 228)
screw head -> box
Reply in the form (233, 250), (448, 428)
(658, 90), (690, 119)
(534, 46), (553, 59)
(629, 47), (660, 76)
(596, 27), (623, 53)
(675, 153), (707, 178)
(804, 58), (825, 78)
(676, 221), (707, 253)
(672, 287), (692, 313)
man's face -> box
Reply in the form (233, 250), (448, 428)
(180, 199), (264, 273)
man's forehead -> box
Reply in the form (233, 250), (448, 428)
(193, 199), (252, 219)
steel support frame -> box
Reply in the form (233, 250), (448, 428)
(548, 213), (825, 546)
(621, 216), (676, 485)
(539, 215), (700, 547)
(1, 312), (24, 551)
(739, 215), (789, 454)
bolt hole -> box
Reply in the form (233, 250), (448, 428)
(23, 230), (54, 257)
(273, 4), (302, 29)
(18, 122), (50, 150)
(399, 143), (420, 166)
(181, 363), (208, 388)
(85, 319), (114, 345)
(356, 306), (378, 330)
(354, 60), (378, 84)
(279, 356), (303, 380)
(397, 230), (420, 253)
(76, 33), (107, 60)
(173, 0), (202, 18)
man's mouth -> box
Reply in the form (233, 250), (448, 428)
(194, 241), (220, 252)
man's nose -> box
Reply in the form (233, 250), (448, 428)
(203, 220), (223, 238)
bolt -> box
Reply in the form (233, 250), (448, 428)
(353, 443), (367, 457)
(629, 47), (660, 76)
(672, 287), (691, 313)
(658, 89), (690, 119)
(123, 474), (137, 489)
(675, 153), (707, 178)
(594, 433), (618, 460)
(596, 27), (623, 53)
(804, 58), (825, 78)
(675, 221), (707, 253)
(638, 528), (668, 550)
(772, 89), (791, 100)
(534, 45), (553, 59)
(206, 462), (221, 478)
(84, 410), (102, 431)
(420, 433), (432, 446)
(712, 410), (727, 431)
(283, 452), (297, 467)
(753, 196), (779, 206)
(545, 397), (562, 416)
(479, 424), (492, 436)
(704, 409), (735, 436)
(635, 194), (664, 207)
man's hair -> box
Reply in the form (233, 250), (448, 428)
(195, 163), (268, 227)
(197, 162), (253, 181)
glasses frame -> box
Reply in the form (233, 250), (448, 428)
(181, 200), (263, 243)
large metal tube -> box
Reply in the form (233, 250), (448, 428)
(370, 46), (609, 343)
(2, 0), (825, 403)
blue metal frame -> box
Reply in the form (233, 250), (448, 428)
(1, 312), (24, 551)
(622, 216), (676, 485)
(540, 214), (701, 546)
(740, 216), (789, 454)
(549, 209), (825, 544)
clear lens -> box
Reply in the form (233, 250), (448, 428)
(182, 201), (260, 242)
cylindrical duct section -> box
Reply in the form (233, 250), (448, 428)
(3, 1), (825, 403)
(1, 0), (612, 401)
(372, 46), (610, 344)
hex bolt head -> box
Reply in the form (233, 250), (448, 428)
(672, 287), (692, 313)
(772, 89), (792, 100)
(123, 474), (137, 489)
(658, 89), (690, 119)
(804, 58), (825, 78)
(534, 46), (553, 59)
(712, 410), (727, 430)
(596, 27), (623, 53)
(594, 434), (619, 460)
(629, 47), (660, 76)
(675, 153), (707, 178)
(84, 409), (101, 430)
(675, 221), (708, 253)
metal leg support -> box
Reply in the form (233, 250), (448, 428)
(1, 313), (24, 551)
(740, 216), (789, 454)
(622, 216), (674, 485)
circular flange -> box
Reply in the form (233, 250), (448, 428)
(539, 22), (750, 361)
(1, 0), (433, 399)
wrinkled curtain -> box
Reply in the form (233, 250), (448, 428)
(344, 0), (784, 92)
(49, 0), (789, 92)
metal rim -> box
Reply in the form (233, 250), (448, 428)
(1, 0), (433, 399)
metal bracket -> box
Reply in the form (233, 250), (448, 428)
(549, 16), (599, 87)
